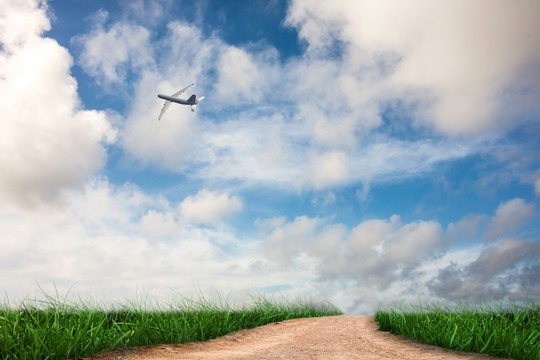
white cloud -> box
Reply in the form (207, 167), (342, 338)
(288, 57), (383, 148)
(348, 218), (393, 254)
(286, 0), (540, 136)
(192, 114), (475, 190)
(445, 214), (488, 245)
(305, 150), (349, 189)
(535, 177), (540, 196)
(121, 73), (198, 170)
(311, 191), (337, 207)
(179, 189), (243, 225)
(262, 216), (344, 266)
(214, 45), (279, 104)
(68, 0), (538, 198)
(75, 14), (153, 87)
(385, 219), (442, 263)
(0, 178), (274, 305)
(158, 21), (220, 82)
(0, 0), (116, 208)
(124, 0), (165, 26)
(1, 174), (538, 313)
(0, 0), (50, 50)
(71, 3), (487, 190)
(66, 177), (159, 232)
(257, 209), (539, 312)
(335, 215), (443, 284)
(76, 19), (223, 170)
(75, 19), (218, 168)
(193, 113), (306, 185)
(262, 214), (443, 291)
(484, 198), (535, 241)
(141, 210), (181, 239)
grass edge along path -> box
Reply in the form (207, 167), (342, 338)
(374, 300), (540, 360)
(0, 291), (342, 360)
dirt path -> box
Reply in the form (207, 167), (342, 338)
(74, 315), (510, 360)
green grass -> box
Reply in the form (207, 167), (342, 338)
(0, 291), (342, 360)
(374, 300), (540, 360)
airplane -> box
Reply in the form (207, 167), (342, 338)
(157, 83), (205, 120)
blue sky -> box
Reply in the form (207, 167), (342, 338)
(1, 0), (539, 314)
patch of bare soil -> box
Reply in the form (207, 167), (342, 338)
(73, 315), (511, 360)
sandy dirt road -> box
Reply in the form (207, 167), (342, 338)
(74, 315), (510, 360)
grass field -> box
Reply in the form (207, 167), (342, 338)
(375, 301), (540, 360)
(0, 291), (342, 360)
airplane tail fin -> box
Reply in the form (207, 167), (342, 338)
(191, 96), (204, 111)
(187, 94), (196, 103)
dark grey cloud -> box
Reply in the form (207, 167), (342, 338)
(428, 239), (540, 302)
(510, 263), (540, 299)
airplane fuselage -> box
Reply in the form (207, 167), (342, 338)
(158, 94), (197, 105)
(157, 84), (204, 118)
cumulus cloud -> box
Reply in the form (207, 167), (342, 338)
(0, 0), (116, 207)
(286, 0), (540, 136)
(287, 58), (383, 148)
(179, 189), (243, 225)
(214, 45), (279, 104)
(327, 216), (443, 288)
(423, 198), (540, 303)
(262, 216), (345, 266)
(484, 198), (535, 241)
(74, 11), (154, 88)
(305, 151), (349, 189)
(445, 214), (489, 245)
(261, 214), (443, 292)
(428, 239), (540, 302)
(256, 213), (488, 313)
(255, 202), (537, 309)
(258, 205), (539, 311)
(0, 178), (276, 305)
(140, 210), (180, 240)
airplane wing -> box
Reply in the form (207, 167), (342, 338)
(158, 99), (172, 121)
(171, 83), (194, 98)
(157, 83), (194, 120)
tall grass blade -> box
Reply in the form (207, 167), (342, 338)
(449, 323), (458, 347)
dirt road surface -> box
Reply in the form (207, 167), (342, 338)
(74, 315), (510, 360)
